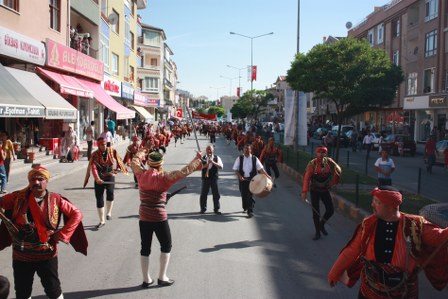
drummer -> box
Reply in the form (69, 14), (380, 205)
(233, 144), (271, 218)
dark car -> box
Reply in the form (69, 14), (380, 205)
(380, 134), (416, 156)
(313, 128), (328, 140)
(327, 131), (350, 148)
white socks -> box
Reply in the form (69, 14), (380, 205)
(106, 201), (114, 217)
(140, 256), (152, 283)
(97, 208), (105, 224)
(159, 252), (171, 281)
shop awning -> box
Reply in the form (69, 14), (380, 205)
(78, 79), (135, 119)
(0, 63), (45, 118)
(6, 67), (77, 120)
(36, 67), (93, 98)
(132, 105), (154, 121)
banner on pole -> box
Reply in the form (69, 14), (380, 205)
(176, 108), (183, 118)
(192, 111), (217, 120)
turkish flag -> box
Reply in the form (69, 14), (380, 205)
(251, 66), (257, 81)
(176, 108), (183, 118)
(237, 87), (241, 97)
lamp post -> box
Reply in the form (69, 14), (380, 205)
(220, 75), (239, 97)
(226, 65), (245, 96)
(229, 31), (274, 91)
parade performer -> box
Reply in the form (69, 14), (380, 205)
(260, 137), (282, 187)
(0, 166), (87, 299)
(328, 186), (448, 299)
(301, 146), (341, 240)
(83, 137), (127, 228)
(232, 144), (271, 218)
(123, 136), (143, 188)
(131, 147), (203, 288)
(200, 145), (224, 214)
(251, 135), (265, 158)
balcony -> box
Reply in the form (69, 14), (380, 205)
(136, 0), (147, 9)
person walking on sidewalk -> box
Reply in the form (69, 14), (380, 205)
(232, 144), (271, 218)
(199, 145), (224, 215)
(1, 131), (15, 182)
(85, 121), (95, 160)
(0, 143), (6, 193)
(424, 136), (438, 174)
(363, 130), (375, 158)
(301, 146), (342, 240)
(131, 148), (203, 288)
(328, 186), (448, 299)
(374, 149), (395, 186)
(83, 137), (128, 228)
(0, 166), (87, 299)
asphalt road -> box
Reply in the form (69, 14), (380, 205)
(0, 135), (446, 298)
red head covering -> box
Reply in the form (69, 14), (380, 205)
(371, 187), (402, 207)
(132, 135), (141, 142)
(316, 146), (328, 155)
(97, 137), (107, 144)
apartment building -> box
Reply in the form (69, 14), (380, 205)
(348, 0), (446, 142)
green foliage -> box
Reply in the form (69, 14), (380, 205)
(196, 107), (206, 114)
(208, 106), (225, 117)
(230, 89), (274, 119)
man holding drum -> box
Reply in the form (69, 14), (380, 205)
(233, 144), (271, 218)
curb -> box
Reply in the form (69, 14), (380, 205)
(278, 163), (369, 224)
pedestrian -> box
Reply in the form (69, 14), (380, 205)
(83, 137), (128, 228)
(374, 149), (395, 186)
(363, 130), (374, 158)
(85, 120), (95, 160)
(200, 145), (224, 215)
(424, 136), (438, 174)
(350, 129), (359, 152)
(328, 185), (448, 298)
(107, 117), (116, 139)
(33, 123), (40, 147)
(1, 131), (15, 181)
(260, 137), (282, 188)
(99, 126), (114, 147)
(131, 148), (203, 288)
(377, 132), (384, 154)
(0, 275), (9, 299)
(61, 125), (78, 163)
(208, 124), (217, 145)
(301, 146), (342, 240)
(232, 144), (272, 218)
(0, 143), (6, 194)
(123, 135), (143, 188)
(0, 166), (87, 299)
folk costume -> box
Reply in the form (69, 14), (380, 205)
(0, 167), (87, 299)
(83, 138), (127, 228)
(131, 150), (202, 288)
(259, 137), (282, 185)
(301, 146), (341, 240)
(123, 136), (143, 188)
(328, 188), (448, 299)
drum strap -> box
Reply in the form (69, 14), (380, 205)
(239, 155), (257, 179)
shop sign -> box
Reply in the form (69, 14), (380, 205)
(0, 105), (45, 117)
(0, 27), (46, 65)
(429, 96), (448, 107)
(121, 82), (134, 100)
(46, 39), (104, 81)
(46, 109), (77, 119)
(102, 74), (121, 97)
(147, 98), (159, 106)
(134, 91), (147, 106)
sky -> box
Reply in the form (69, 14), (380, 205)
(140, 0), (390, 101)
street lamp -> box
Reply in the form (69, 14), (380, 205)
(229, 31), (274, 91)
(220, 75), (239, 97)
(226, 65), (245, 96)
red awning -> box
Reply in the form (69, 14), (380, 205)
(36, 67), (93, 98)
(78, 79), (135, 119)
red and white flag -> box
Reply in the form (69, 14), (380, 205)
(251, 66), (257, 81)
(176, 108), (183, 118)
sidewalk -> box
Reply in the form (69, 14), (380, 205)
(5, 138), (131, 192)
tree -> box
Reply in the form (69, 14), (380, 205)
(208, 106), (225, 117)
(230, 89), (274, 120)
(287, 38), (403, 161)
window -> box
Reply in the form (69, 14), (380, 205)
(49, 0), (60, 31)
(110, 10), (119, 34)
(367, 29), (374, 47)
(1, 0), (19, 11)
(392, 19), (400, 37)
(144, 31), (160, 46)
(406, 72), (417, 95)
(125, 15), (130, 47)
(423, 68), (435, 93)
(101, 0), (107, 17)
(376, 24), (384, 44)
(393, 50), (399, 66)
(143, 77), (159, 92)
(150, 58), (158, 67)
(425, 0), (438, 22)
(112, 53), (119, 76)
(425, 30), (437, 57)
(100, 31), (110, 73)
(130, 31), (135, 50)
(124, 56), (129, 79)
(129, 66), (134, 82)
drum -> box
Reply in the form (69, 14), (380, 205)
(249, 174), (273, 198)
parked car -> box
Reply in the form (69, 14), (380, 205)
(332, 125), (354, 136)
(327, 131), (350, 148)
(313, 127), (328, 140)
(435, 139), (448, 165)
(380, 134), (416, 156)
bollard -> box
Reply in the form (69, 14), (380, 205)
(346, 151), (349, 168)
(417, 168), (421, 195)
(355, 175), (359, 207)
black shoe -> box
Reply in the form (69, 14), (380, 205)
(247, 212), (254, 218)
(200, 209), (206, 214)
(142, 280), (154, 288)
(273, 184), (277, 188)
(157, 279), (175, 286)
(214, 210), (222, 215)
(320, 221), (328, 236)
(96, 222), (105, 229)
(312, 233), (321, 240)
(106, 215), (112, 220)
